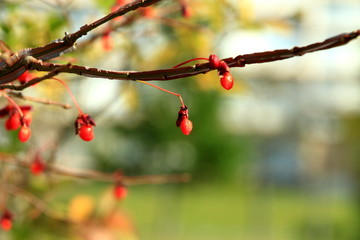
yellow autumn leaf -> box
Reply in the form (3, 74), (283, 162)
(68, 194), (95, 223)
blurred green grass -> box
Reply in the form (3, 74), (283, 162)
(123, 182), (357, 240)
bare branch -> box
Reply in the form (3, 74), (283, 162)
(8, 92), (72, 109)
(0, 155), (191, 185)
(0, 0), (163, 84)
(1, 29), (355, 86)
(0, 62), (70, 91)
(4, 184), (71, 223)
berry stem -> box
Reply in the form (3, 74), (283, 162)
(51, 78), (83, 114)
(172, 57), (209, 68)
(137, 80), (185, 107)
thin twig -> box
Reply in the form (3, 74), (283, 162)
(8, 92), (72, 109)
(0, 155), (191, 185)
(4, 184), (72, 223)
(48, 165), (191, 186)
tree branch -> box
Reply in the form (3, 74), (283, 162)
(0, 0), (162, 84)
(0, 29), (355, 87)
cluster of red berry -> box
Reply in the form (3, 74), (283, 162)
(0, 104), (32, 142)
(0, 73), (97, 143)
(208, 54), (234, 90)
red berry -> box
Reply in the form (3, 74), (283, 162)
(208, 54), (220, 69)
(17, 71), (35, 84)
(102, 33), (114, 51)
(114, 184), (127, 200)
(5, 113), (21, 130)
(176, 106), (189, 127)
(1, 211), (12, 231)
(79, 125), (94, 141)
(22, 111), (32, 126)
(31, 159), (45, 175)
(116, 0), (126, 5)
(181, 3), (192, 18)
(220, 71), (234, 90)
(141, 7), (154, 18)
(75, 114), (96, 141)
(218, 61), (230, 75)
(18, 125), (31, 142)
(180, 118), (193, 135)
(1, 218), (12, 231)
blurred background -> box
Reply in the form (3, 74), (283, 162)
(0, 0), (359, 239)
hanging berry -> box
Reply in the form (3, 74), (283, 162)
(220, 71), (234, 90)
(79, 125), (94, 141)
(140, 7), (154, 18)
(21, 107), (33, 126)
(75, 114), (96, 141)
(18, 124), (31, 142)
(114, 184), (128, 200)
(5, 112), (21, 130)
(208, 54), (220, 69)
(176, 106), (193, 135)
(102, 30), (114, 51)
(31, 154), (45, 175)
(217, 60), (230, 75)
(180, 118), (193, 135)
(180, 1), (192, 18)
(207, 55), (235, 90)
(0, 103), (32, 130)
(0, 210), (13, 231)
(116, 0), (126, 5)
(17, 71), (36, 84)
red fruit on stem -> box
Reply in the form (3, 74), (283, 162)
(116, 0), (126, 5)
(220, 72), (234, 90)
(208, 54), (220, 69)
(217, 61), (230, 75)
(5, 113), (21, 130)
(141, 7), (154, 18)
(180, 118), (193, 135)
(1, 211), (12, 231)
(18, 125), (31, 142)
(102, 33), (114, 51)
(75, 114), (96, 141)
(17, 71), (35, 84)
(22, 111), (32, 126)
(31, 159), (45, 175)
(114, 184), (127, 200)
(1, 218), (12, 231)
(181, 3), (192, 18)
(79, 125), (94, 141)
(176, 106), (189, 127)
